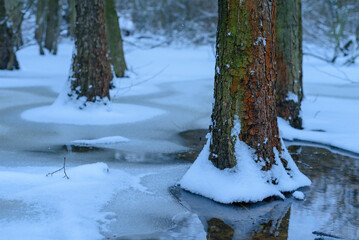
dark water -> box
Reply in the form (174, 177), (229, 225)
(170, 130), (359, 240)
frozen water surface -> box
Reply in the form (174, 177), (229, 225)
(0, 41), (358, 239)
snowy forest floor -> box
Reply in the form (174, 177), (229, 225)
(0, 40), (358, 239)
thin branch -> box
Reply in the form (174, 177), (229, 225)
(46, 157), (69, 179)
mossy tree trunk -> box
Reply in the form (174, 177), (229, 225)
(104, 0), (127, 78)
(0, 0), (19, 70)
(35, 0), (62, 55)
(275, 0), (303, 129)
(209, 0), (282, 171)
(68, 0), (113, 103)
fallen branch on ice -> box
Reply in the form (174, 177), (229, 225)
(46, 157), (69, 179)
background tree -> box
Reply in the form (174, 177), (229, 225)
(66, 0), (75, 38)
(0, 0), (19, 70)
(302, 0), (359, 64)
(35, 0), (62, 55)
(275, 0), (303, 129)
(67, 0), (113, 104)
(104, 0), (127, 78)
(117, 0), (218, 44)
(4, 0), (33, 49)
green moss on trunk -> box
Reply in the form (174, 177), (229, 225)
(104, 0), (127, 78)
(209, 0), (281, 170)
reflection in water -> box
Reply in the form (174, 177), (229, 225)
(288, 145), (359, 240)
(207, 218), (234, 240)
(170, 186), (292, 239)
(171, 144), (359, 240)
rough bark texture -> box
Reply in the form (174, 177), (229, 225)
(68, 0), (113, 103)
(0, 0), (19, 70)
(209, 0), (282, 170)
(104, 0), (127, 78)
(35, 0), (61, 55)
(275, 0), (303, 129)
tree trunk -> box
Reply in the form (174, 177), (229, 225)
(35, 0), (46, 55)
(68, 0), (113, 103)
(5, 0), (24, 49)
(67, 0), (76, 38)
(0, 0), (19, 70)
(44, 0), (61, 54)
(104, 0), (127, 78)
(209, 0), (281, 171)
(35, 0), (62, 55)
(275, 0), (303, 129)
(180, 0), (310, 203)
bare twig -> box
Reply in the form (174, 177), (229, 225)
(46, 157), (69, 179)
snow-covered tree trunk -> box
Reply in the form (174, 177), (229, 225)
(104, 0), (127, 78)
(180, 0), (310, 204)
(276, 0), (303, 129)
(68, 0), (113, 103)
(0, 0), (19, 70)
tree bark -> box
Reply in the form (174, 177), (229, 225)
(68, 0), (113, 103)
(209, 0), (282, 171)
(104, 0), (127, 78)
(0, 0), (19, 70)
(275, 0), (303, 129)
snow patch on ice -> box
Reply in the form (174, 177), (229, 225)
(180, 134), (311, 204)
(0, 162), (151, 240)
(21, 98), (164, 125)
(72, 136), (130, 146)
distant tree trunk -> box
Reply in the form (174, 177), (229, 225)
(104, 0), (127, 78)
(68, 0), (113, 103)
(35, 0), (62, 55)
(44, 0), (61, 54)
(209, 0), (282, 171)
(275, 0), (303, 129)
(67, 0), (76, 38)
(5, 0), (25, 49)
(0, 0), (19, 70)
(35, 0), (46, 55)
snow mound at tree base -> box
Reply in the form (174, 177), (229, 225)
(21, 98), (164, 125)
(179, 136), (311, 204)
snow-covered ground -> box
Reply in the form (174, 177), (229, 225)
(280, 55), (359, 154)
(0, 39), (358, 239)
